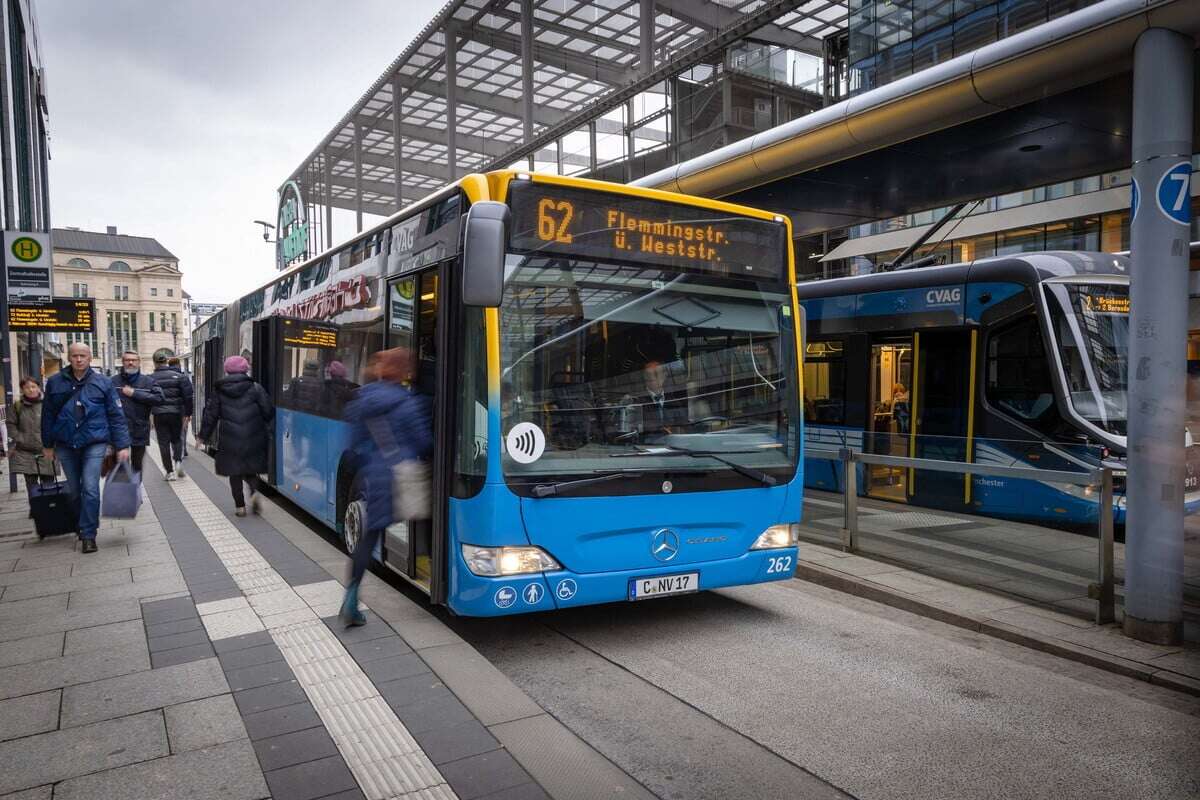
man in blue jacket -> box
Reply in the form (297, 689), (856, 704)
(41, 343), (131, 553)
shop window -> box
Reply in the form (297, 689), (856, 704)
(996, 226), (1045, 255)
(1044, 216), (1100, 251)
(803, 340), (847, 425)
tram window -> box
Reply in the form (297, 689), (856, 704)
(986, 317), (1056, 430)
(804, 340), (846, 425)
(453, 306), (487, 498)
(281, 346), (327, 415)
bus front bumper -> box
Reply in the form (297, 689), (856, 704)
(447, 546), (799, 617)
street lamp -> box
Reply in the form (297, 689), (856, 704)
(253, 220), (277, 243)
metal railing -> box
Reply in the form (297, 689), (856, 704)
(807, 447), (1116, 625)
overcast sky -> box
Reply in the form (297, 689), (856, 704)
(38, 0), (442, 303)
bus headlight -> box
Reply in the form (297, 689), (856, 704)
(461, 544), (561, 576)
(751, 524), (799, 550)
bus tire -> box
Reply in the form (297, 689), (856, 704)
(342, 475), (367, 556)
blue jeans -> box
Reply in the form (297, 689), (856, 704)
(56, 442), (107, 540)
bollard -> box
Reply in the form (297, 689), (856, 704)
(840, 447), (857, 552)
(1089, 468), (1116, 624)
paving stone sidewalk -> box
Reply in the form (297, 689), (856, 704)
(0, 442), (650, 800)
(796, 492), (1200, 696)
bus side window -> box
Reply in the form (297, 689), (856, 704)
(803, 340), (846, 424)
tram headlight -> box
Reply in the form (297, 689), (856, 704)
(461, 544), (561, 576)
(751, 523), (799, 550)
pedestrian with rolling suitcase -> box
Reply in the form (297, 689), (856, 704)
(5, 376), (57, 505)
(42, 343), (131, 553)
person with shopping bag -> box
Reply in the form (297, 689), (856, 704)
(6, 376), (58, 504)
(41, 343), (131, 553)
(338, 348), (432, 627)
(196, 355), (273, 516)
(111, 351), (164, 474)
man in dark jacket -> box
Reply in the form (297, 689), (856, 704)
(41, 343), (131, 553)
(148, 349), (193, 480)
(112, 351), (164, 473)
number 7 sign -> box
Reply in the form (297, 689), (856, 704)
(1155, 161), (1193, 226)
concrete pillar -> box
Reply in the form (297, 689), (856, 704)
(1124, 27), (1194, 645)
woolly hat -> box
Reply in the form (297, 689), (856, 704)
(223, 355), (250, 375)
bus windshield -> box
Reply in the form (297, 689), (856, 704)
(1044, 281), (1129, 437)
(499, 254), (797, 489)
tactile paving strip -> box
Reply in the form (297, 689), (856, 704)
(149, 449), (457, 800)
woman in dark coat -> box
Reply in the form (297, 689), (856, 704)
(340, 348), (432, 626)
(197, 355), (273, 516)
(6, 376), (57, 501)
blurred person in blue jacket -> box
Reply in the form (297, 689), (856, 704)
(41, 343), (131, 553)
(339, 347), (432, 626)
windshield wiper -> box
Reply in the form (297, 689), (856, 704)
(531, 470), (640, 498)
(611, 445), (777, 487)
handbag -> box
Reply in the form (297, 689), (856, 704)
(365, 415), (431, 521)
(101, 459), (142, 519)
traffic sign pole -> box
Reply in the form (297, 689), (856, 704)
(0, 244), (15, 492)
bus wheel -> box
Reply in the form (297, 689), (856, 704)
(343, 487), (367, 556)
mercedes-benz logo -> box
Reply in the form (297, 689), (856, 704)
(650, 528), (679, 562)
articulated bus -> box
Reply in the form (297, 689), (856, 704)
(193, 172), (803, 616)
(797, 250), (1200, 527)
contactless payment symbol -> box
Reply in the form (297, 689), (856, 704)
(1156, 161), (1192, 226)
(556, 579), (578, 601)
(523, 583), (544, 605)
(505, 422), (545, 464)
(10, 237), (41, 262)
(494, 586), (517, 609)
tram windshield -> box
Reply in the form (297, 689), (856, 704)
(499, 254), (797, 486)
(1044, 281), (1129, 436)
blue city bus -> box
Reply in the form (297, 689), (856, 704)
(193, 172), (803, 615)
(797, 250), (1200, 526)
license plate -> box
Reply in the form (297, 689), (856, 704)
(629, 572), (698, 601)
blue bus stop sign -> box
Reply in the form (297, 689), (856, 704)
(1155, 161), (1192, 226)
(1130, 178), (1139, 222)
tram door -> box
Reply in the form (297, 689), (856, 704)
(198, 337), (224, 447)
(382, 268), (447, 598)
(866, 340), (912, 502)
(910, 331), (971, 508)
(251, 319), (283, 486)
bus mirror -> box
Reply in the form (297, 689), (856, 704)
(462, 201), (509, 307)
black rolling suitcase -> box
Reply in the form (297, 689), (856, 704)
(29, 458), (77, 539)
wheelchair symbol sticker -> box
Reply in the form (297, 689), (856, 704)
(556, 579), (578, 601)
(523, 583), (544, 605)
(494, 586), (517, 609)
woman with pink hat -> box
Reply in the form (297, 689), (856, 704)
(196, 355), (274, 515)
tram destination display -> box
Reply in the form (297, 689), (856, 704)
(507, 182), (786, 278)
(281, 318), (338, 349)
(7, 298), (95, 332)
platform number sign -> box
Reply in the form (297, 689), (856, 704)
(1155, 161), (1193, 226)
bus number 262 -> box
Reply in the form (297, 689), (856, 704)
(767, 555), (793, 574)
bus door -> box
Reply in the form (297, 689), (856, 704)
(198, 337), (224, 445)
(382, 267), (452, 601)
(273, 317), (340, 524)
(866, 338), (912, 502)
(910, 330), (972, 508)
(251, 318), (283, 486)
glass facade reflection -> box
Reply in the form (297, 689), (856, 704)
(848, 0), (1102, 95)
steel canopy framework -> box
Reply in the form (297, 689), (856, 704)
(281, 0), (847, 253)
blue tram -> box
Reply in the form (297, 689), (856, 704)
(797, 250), (1200, 526)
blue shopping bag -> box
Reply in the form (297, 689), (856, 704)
(102, 460), (142, 519)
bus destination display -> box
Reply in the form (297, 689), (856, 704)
(8, 298), (95, 332)
(508, 182), (785, 279)
(282, 318), (338, 349)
